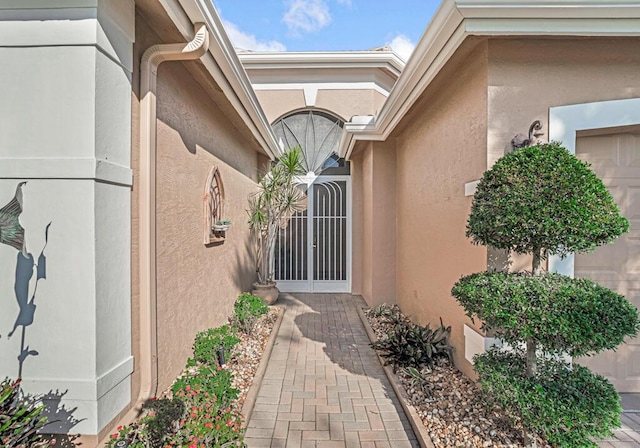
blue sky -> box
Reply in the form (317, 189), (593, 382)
(212, 0), (442, 61)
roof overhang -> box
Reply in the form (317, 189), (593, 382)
(239, 51), (405, 99)
(156, 0), (280, 159)
(339, 0), (640, 159)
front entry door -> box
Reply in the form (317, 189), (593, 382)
(275, 176), (351, 293)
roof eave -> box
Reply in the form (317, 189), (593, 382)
(239, 51), (406, 78)
(339, 0), (640, 158)
(157, 0), (280, 159)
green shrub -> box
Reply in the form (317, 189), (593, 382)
(140, 398), (185, 446)
(452, 271), (640, 357)
(453, 141), (638, 445)
(230, 292), (269, 334)
(467, 142), (628, 258)
(172, 366), (239, 410)
(109, 368), (243, 448)
(192, 325), (240, 366)
(0, 378), (49, 448)
(171, 366), (243, 446)
(108, 333), (244, 447)
(370, 319), (452, 372)
(475, 349), (620, 447)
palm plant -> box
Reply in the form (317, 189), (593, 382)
(248, 147), (306, 285)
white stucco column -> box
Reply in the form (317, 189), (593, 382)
(0, 0), (134, 436)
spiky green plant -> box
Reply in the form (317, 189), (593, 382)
(248, 147), (306, 285)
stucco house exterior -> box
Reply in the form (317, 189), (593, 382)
(1, 0), (640, 444)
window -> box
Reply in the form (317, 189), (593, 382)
(272, 110), (344, 174)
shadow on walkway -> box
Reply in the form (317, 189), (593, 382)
(245, 293), (419, 448)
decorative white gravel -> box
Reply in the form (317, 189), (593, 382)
(365, 305), (550, 448)
(227, 308), (278, 411)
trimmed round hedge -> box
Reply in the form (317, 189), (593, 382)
(467, 142), (628, 257)
(475, 349), (620, 447)
(451, 271), (640, 357)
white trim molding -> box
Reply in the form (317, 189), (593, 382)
(464, 324), (500, 363)
(0, 158), (132, 186)
(240, 52), (404, 105)
(339, 0), (640, 159)
(548, 97), (640, 277)
(252, 82), (392, 98)
(464, 180), (480, 196)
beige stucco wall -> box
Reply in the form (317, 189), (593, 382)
(254, 90), (306, 123)
(315, 89), (387, 121)
(488, 38), (640, 167)
(392, 40), (489, 377)
(351, 140), (397, 305)
(350, 144), (364, 298)
(132, 11), (262, 397)
(255, 88), (387, 124)
(488, 37), (640, 273)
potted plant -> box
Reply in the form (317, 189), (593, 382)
(213, 219), (231, 232)
(248, 147), (306, 304)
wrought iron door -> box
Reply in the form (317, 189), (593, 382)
(275, 176), (351, 292)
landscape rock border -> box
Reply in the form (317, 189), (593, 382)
(241, 304), (285, 421)
(356, 305), (436, 448)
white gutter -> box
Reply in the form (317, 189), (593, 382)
(239, 51), (405, 77)
(139, 22), (209, 412)
(339, 0), (640, 159)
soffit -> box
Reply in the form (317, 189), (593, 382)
(239, 52), (404, 97)
(340, 0), (640, 158)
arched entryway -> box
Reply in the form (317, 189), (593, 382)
(272, 110), (352, 293)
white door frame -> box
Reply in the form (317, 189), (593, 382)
(548, 97), (640, 277)
(276, 173), (352, 293)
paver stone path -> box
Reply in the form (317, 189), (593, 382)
(245, 293), (419, 448)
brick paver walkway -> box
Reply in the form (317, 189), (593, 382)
(598, 413), (640, 447)
(245, 293), (419, 448)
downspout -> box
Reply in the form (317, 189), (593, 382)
(141, 22), (210, 407)
(99, 24), (210, 444)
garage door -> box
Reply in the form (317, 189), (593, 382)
(575, 129), (640, 392)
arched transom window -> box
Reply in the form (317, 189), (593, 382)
(272, 110), (344, 174)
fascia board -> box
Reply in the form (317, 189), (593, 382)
(456, 0), (640, 19)
(343, 0), (464, 149)
(239, 52), (405, 76)
(359, 0), (640, 147)
(157, 0), (279, 159)
(465, 18), (640, 35)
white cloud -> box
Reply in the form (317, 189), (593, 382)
(387, 34), (416, 62)
(222, 19), (287, 52)
(283, 0), (332, 34)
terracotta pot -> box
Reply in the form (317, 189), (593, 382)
(252, 282), (280, 305)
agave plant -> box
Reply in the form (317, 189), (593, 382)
(248, 147), (307, 285)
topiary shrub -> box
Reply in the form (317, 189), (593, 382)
(466, 142), (628, 260)
(452, 142), (640, 446)
(452, 271), (639, 357)
(475, 349), (620, 447)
